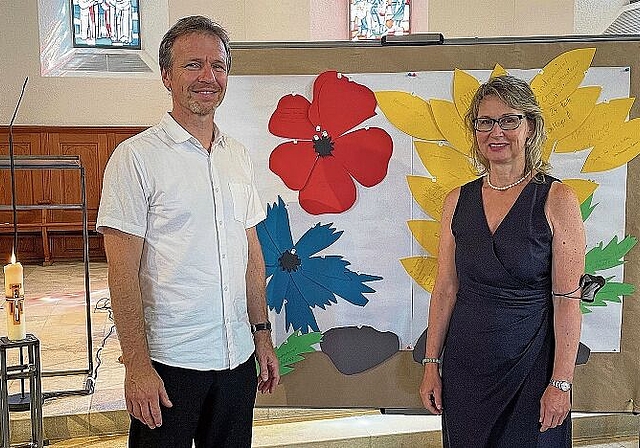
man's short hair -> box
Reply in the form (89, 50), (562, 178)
(159, 16), (231, 74)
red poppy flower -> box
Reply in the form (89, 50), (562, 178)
(268, 71), (393, 215)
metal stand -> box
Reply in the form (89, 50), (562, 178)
(0, 156), (94, 398)
(8, 347), (30, 412)
(0, 334), (43, 448)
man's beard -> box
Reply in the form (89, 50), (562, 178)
(188, 98), (218, 116)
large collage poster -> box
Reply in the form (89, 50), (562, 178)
(216, 49), (639, 408)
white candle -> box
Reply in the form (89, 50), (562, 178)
(4, 252), (24, 298)
(6, 298), (26, 340)
(4, 252), (26, 340)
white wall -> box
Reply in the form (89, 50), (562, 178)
(0, 1), (169, 127)
(427, 0), (575, 37)
(574, 0), (627, 34)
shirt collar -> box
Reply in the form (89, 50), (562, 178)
(160, 112), (227, 148)
(212, 124), (226, 147)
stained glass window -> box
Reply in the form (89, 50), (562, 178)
(70, 0), (141, 49)
(350, 0), (410, 41)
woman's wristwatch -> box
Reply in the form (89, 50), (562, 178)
(549, 379), (572, 392)
(421, 357), (442, 365)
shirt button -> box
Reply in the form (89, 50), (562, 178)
(223, 285), (228, 291)
(222, 254), (226, 259)
(215, 187), (220, 192)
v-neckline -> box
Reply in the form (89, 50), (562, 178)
(480, 178), (533, 237)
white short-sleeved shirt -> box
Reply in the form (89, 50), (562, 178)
(96, 113), (266, 371)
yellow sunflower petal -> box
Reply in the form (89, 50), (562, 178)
(453, 69), (480, 120)
(561, 178), (599, 204)
(544, 86), (601, 144)
(407, 175), (457, 221)
(530, 48), (596, 107)
(582, 117), (640, 172)
(430, 99), (473, 156)
(541, 139), (554, 163)
(491, 64), (508, 78)
(408, 220), (441, 256)
(414, 141), (477, 184)
(375, 91), (444, 140)
(555, 98), (635, 153)
(401, 256), (438, 293)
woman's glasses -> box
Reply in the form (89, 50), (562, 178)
(473, 114), (524, 132)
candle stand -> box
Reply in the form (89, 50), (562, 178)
(0, 156), (94, 399)
(0, 334), (43, 448)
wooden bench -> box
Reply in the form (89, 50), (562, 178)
(0, 208), (96, 265)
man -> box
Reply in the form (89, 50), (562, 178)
(96, 15), (279, 448)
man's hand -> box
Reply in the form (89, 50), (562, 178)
(124, 363), (173, 429)
(254, 331), (280, 394)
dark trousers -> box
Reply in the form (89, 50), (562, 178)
(128, 356), (258, 448)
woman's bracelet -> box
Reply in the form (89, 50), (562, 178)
(421, 357), (442, 365)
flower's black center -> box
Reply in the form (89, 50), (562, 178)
(313, 131), (334, 157)
(278, 249), (302, 272)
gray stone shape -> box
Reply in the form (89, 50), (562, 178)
(320, 326), (400, 375)
(576, 342), (591, 365)
(412, 328), (428, 364)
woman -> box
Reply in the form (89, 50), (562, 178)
(419, 75), (584, 447)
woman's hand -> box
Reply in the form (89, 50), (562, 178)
(539, 385), (571, 432)
(419, 365), (443, 414)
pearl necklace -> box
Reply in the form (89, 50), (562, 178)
(486, 171), (531, 191)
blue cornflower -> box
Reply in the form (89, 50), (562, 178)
(256, 196), (383, 333)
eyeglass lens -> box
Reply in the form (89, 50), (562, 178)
(474, 114), (524, 131)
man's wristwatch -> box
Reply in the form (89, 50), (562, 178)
(549, 379), (572, 392)
(251, 321), (272, 334)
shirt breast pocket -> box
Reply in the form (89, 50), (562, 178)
(229, 182), (250, 224)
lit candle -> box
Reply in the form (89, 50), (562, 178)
(4, 252), (24, 298)
(4, 251), (26, 340)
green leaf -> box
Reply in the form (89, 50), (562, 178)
(580, 280), (635, 314)
(580, 194), (597, 222)
(585, 235), (637, 273)
(275, 331), (322, 376)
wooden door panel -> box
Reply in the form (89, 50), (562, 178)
(0, 126), (144, 263)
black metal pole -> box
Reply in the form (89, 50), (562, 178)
(7, 77), (29, 259)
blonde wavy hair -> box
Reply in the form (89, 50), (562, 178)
(464, 75), (550, 177)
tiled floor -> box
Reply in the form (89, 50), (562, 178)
(2, 262), (124, 417)
(2, 262), (639, 447)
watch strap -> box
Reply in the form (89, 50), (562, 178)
(251, 321), (272, 334)
(421, 357), (442, 365)
(549, 379), (572, 391)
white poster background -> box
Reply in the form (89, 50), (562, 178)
(217, 67), (630, 353)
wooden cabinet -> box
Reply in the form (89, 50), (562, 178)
(0, 126), (146, 264)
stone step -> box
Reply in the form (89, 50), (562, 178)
(9, 408), (640, 446)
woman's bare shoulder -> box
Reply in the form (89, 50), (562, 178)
(546, 180), (583, 231)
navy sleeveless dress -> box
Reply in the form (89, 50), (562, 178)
(441, 175), (571, 448)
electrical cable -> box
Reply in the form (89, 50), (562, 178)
(42, 296), (116, 401)
(85, 296), (116, 394)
